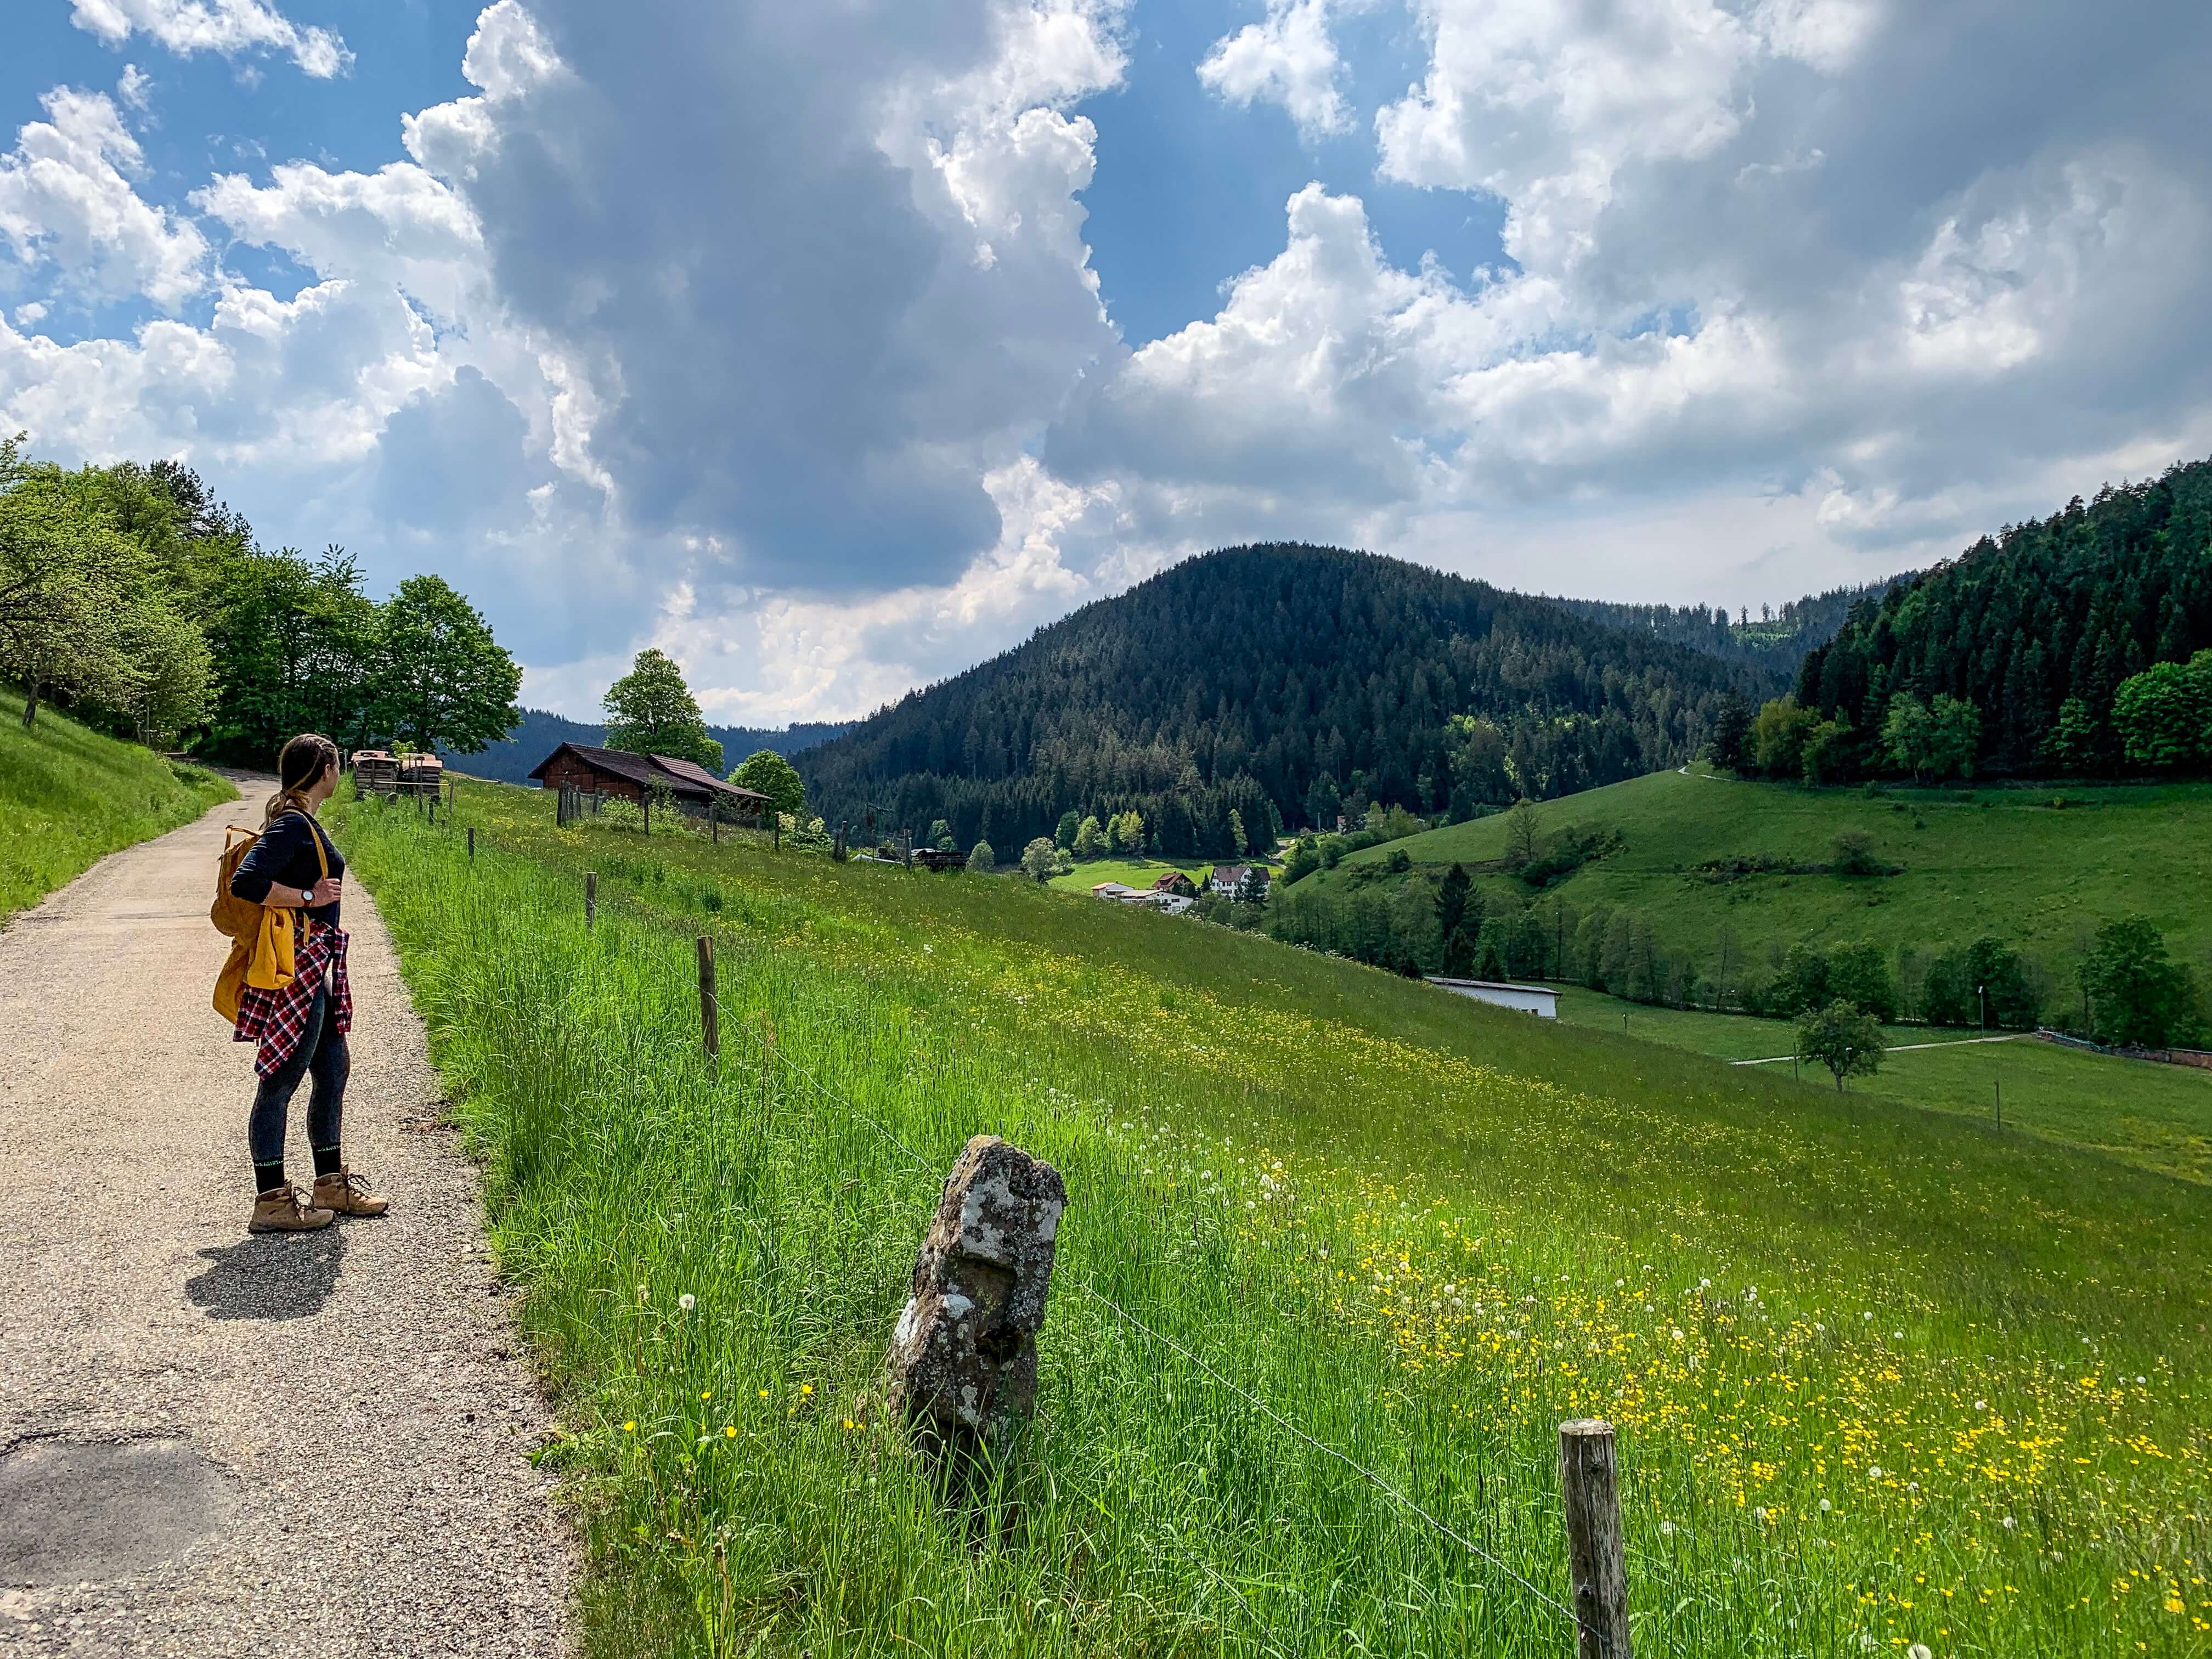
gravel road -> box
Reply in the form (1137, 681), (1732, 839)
(0, 787), (574, 1656)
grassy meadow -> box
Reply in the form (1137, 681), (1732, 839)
(1308, 766), (2212, 975)
(0, 689), (235, 922)
(1046, 856), (1212, 894)
(1547, 983), (2212, 1188)
(334, 777), (2211, 1657)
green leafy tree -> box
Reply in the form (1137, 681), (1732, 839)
(732, 749), (805, 818)
(1020, 836), (1059, 883)
(198, 545), (380, 760)
(966, 839), (995, 874)
(1796, 1001), (1887, 1091)
(2042, 697), (2107, 774)
(602, 648), (721, 770)
(1927, 695), (1982, 780)
(2112, 653), (2212, 769)
(1881, 692), (1936, 780)
(1279, 836), (1321, 887)
(1825, 942), (1898, 1022)
(1800, 715), (1853, 784)
(1925, 938), (2040, 1029)
(930, 818), (954, 851)
(1503, 798), (1540, 869)
(0, 456), (155, 728)
(2079, 916), (2201, 1048)
(1073, 814), (1105, 860)
(1054, 810), (1080, 850)
(1227, 808), (1248, 856)
(373, 574), (522, 755)
(1751, 696), (1818, 777)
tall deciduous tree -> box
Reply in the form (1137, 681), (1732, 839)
(1795, 1001), (1887, 1091)
(603, 648), (722, 770)
(2079, 916), (2201, 1048)
(374, 574), (522, 755)
(731, 748), (805, 817)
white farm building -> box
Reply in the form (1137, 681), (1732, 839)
(1423, 977), (1559, 1018)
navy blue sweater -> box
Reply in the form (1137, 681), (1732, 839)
(229, 811), (346, 928)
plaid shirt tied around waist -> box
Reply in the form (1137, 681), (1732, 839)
(233, 923), (352, 1078)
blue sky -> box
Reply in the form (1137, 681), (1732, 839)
(5, 0), (2210, 721)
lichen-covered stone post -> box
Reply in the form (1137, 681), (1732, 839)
(885, 1135), (1066, 1470)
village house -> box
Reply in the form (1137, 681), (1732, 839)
(527, 743), (774, 819)
(1207, 862), (1267, 897)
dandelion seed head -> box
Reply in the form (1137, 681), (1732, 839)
(678, 1293), (695, 1313)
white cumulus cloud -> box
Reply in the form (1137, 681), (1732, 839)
(69, 0), (352, 78)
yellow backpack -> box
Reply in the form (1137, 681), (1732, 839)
(211, 813), (327, 1022)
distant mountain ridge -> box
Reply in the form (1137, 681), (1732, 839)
(443, 706), (851, 785)
(798, 543), (1769, 859)
(1554, 575), (1916, 674)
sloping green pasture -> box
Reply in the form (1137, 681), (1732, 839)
(335, 779), (2210, 1657)
(1547, 982), (2212, 1187)
(1310, 766), (2212, 972)
(0, 689), (235, 922)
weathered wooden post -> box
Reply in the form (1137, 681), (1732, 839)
(887, 1136), (1065, 1484)
(642, 794), (652, 836)
(710, 800), (719, 844)
(836, 821), (848, 861)
(467, 826), (475, 863)
(585, 871), (597, 929)
(1559, 1419), (1632, 1658)
(696, 935), (719, 1061)
(772, 818), (781, 851)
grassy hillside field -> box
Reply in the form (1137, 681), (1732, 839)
(334, 777), (2209, 1657)
(1547, 983), (2212, 1187)
(0, 690), (235, 922)
(1310, 765), (2212, 977)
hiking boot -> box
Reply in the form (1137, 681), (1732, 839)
(312, 1168), (390, 1218)
(249, 1184), (335, 1233)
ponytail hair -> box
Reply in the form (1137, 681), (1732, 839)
(266, 733), (340, 826)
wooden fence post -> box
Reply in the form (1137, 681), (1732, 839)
(1559, 1419), (1632, 1658)
(585, 871), (597, 929)
(696, 935), (720, 1061)
(710, 800), (719, 844)
(467, 826), (475, 864)
(773, 819), (781, 851)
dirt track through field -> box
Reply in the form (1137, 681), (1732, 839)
(0, 788), (573, 1656)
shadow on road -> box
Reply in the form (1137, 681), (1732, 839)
(186, 1228), (347, 1321)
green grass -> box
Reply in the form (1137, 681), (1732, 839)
(1047, 856), (1212, 894)
(1545, 980), (2212, 1186)
(334, 780), (2211, 1657)
(0, 689), (236, 923)
(1307, 765), (2212, 973)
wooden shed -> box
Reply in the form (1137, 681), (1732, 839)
(526, 743), (773, 819)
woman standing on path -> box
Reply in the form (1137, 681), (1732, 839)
(228, 733), (390, 1234)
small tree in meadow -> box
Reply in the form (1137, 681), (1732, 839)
(1796, 1001), (1887, 1092)
(1020, 837), (1060, 883)
(1073, 815), (1105, 860)
(967, 840), (995, 874)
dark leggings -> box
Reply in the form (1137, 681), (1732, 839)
(247, 987), (349, 1171)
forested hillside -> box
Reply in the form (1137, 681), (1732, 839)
(446, 706), (850, 784)
(798, 544), (1766, 858)
(1779, 458), (2212, 780)
(1556, 574), (1911, 673)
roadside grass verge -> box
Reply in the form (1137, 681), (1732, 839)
(335, 780), (2211, 1657)
(0, 689), (235, 923)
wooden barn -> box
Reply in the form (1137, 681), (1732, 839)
(527, 743), (773, 819)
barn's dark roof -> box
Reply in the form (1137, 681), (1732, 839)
(526, 742), (770, 805)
